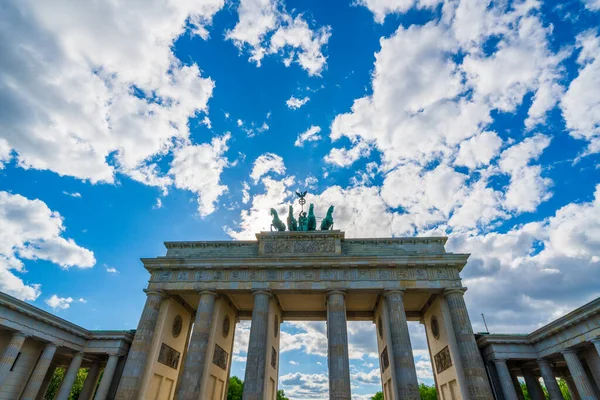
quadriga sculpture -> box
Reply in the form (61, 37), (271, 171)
(287, 205), (298, 231)
(320, 205), (334, 230)
(307, 204), (317, 231)
(270, 208), (286, 231)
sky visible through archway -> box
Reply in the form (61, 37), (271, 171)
(1, 0), (600, 398)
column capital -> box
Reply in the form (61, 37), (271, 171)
(143, 288), (166, 299)
(198, 290), (218, 297)
(327, 290), (346, 298)
(383, 289), (405, 298)
(11, 331), (28, 339)
(561, 348), (578, 355)
(443, 287), (467, 296)
(536, 358), (551, 365)
(492, 357), (508, 363)
(252, 289), (272, 297)
(591, 336), (600, 345)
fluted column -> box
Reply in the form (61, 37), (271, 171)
(563, 349), (598, 400)
(243, 290), (272, 400)
(36, 363), (57, 400)
(522, 368), (545, 400)
(593, 338), (600, 359)
(494, 359), (519, 400)
(57, 352), (84, 400)
(565, 376), (582, 400)
(177, 290), (218, 400)
(0, 331), (27, 386)
(510, 370), (526, 400)
(79, 361), (101, 400)
(20, 343), (58, 400)
(327, 290), (351, 400)
(538, 359), (564, 400)
(444, 288), (494, 399)
(115, 289), (166, 399)
(94, 354), (120, 400)
(384, 290), (419, 399)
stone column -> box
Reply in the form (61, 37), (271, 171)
(522, 368), (545, 400)
(56, 352), (84, 400)
(177, 290), (217, 400)
(243, 290), (272, 400)
(20, 343), (58, 400)
(79, 360), (102, 400)
(494, 359), (519, 400)
(94, 354), (120, 400)
(565, 376), (582, 400)
(593, 338), (600, 359)
(115, 289), (166, 400)
(384, 290), (419, 399)
(327, 290), (352, 400)
(538, 359), (564, 400)
(511, 370), (526, 400)
(35, 363), (57, 400)
(562, 349), (598, 400)
(444, 288), (494, 399)
(0, 331), (27, 386)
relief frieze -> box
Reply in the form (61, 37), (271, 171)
(151, 267), (460, 283)
(263, 239), (336, 254)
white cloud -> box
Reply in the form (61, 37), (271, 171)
(242, 181), (251, 204)
(454, 131), (503, 169)
(582, 0), (600, 11)
(62, 191), (82, 198)
(168, 133), (231, 217)
(294, 126), (322, 147)
(226, 0), (331, 75)
(0, 0), (222, 187)
(0, 192), (95, 301)
(250, 153), (286, 183)
(561, 30), (600, 155)
(357, 0), (442, 23)
(498, 134), (552, 212)
(324, 141), (371, 167)
(286, 95), (310, 109)
(45, 295), (74, 311)
(78, 298), (86, 303)
(105, 265), (118, 274)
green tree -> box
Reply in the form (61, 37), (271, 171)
(557, 378), (572, 400)
(44, 367), (88, 400)
(277, 389), (289, 400)
(371, 383), (437, 400)
(227, 376), (244, 400)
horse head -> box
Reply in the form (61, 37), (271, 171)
(327, 205), (334, 216)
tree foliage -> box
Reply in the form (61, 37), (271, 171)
(44, 367), (88, 400)
(519, 378), (571, 400)
(227, 376), (244, 400)
(277, 389), (290, 400)
(372, 383), (437, 400)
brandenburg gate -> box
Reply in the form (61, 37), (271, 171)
(114, 230), (493, 400)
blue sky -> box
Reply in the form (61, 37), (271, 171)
(1, 0), (600, 398)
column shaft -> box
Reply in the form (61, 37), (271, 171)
(177, 291), (217, 400)
(20, 343), (58, 400)
(35, 363), (57, 400)
(511, 371), (526, 400)
(563, 350), (598, 400)
(115, 289), (165, 400)
(565, 376), (582, 400)
(384, 290), (419, 399)
(522, 368), (545, 400)
(0, 331), (27, 386)
(94, 354), (120, 400)
(494, 360), (519, 400)
(243, 290), (271, 400)
(79, 361), (102, 400)
(327, 291), (351, 400)
(444, 289), (494, 399)
(56, 352), (84, 400)
(593, 339), (600, 359)
(538, 359), (564, 400)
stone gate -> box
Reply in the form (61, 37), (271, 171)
(114, 230), (493, 400)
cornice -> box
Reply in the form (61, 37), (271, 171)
(528, 297), (600, 342)
(141, 254), (470, 271)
